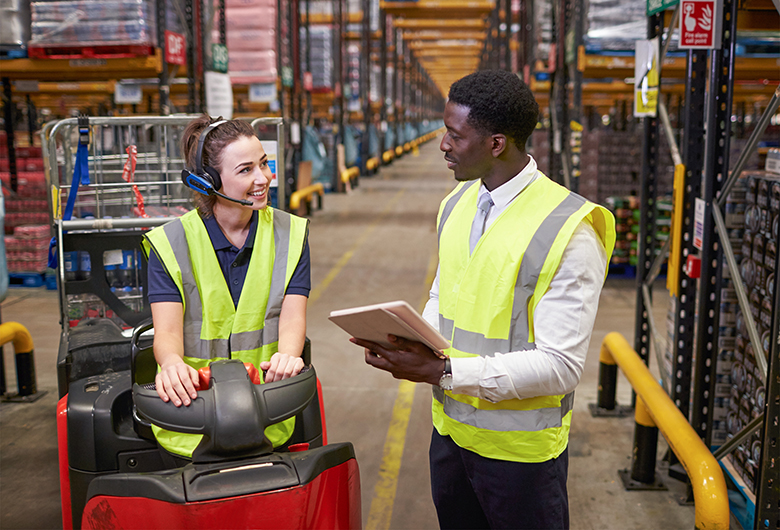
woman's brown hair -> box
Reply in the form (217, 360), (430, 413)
(181, 115), (256, 217)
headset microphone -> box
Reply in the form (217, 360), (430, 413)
(180, 170), (253, 206)
(213, 189), (253, 206)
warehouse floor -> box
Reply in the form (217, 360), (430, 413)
(2, 139), (709, 529)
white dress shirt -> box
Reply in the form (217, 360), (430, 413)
(422, 155), (608, 402)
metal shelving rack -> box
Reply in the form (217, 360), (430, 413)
(541, 0), (779, 523)
(0, 0), (203, 195)
(627, 1), (780, 526)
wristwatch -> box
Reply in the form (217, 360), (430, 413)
(438, 357), (453, 391)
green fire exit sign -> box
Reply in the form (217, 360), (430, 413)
(647, 0), (678, 16)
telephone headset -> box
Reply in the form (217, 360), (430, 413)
(180, 119), (253, 206)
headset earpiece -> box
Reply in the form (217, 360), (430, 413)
(181, 169), (214, 196)
(203, 166), (222, 191)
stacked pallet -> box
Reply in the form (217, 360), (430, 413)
(29, 0), (158, 58)
(1, 133), (51, 284)
(224, 0), (276, 85)
(0, 132), (51, 280)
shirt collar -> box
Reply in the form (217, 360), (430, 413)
(201, 210), (258, 251)
(478, 155), (539, 210)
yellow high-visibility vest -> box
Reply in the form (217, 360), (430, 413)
(434, 175), (615, 463)
(142, 208), (309, 458)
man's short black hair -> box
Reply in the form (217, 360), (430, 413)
(448, 69), (539, 150)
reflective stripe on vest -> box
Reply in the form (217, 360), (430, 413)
(437, 180), (479, 248)
(433, 174), (615, 462)
(433, 386), (574, 431)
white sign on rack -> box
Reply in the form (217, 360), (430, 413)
(693, 197), (706, 250)
(205, 71), (234, 119)
(634, 38), (660, 118)
(260, 141), (279, 188)
(115, 83), (142, 104)
(249, 83), (277, 103)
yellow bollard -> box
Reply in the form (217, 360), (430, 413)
(0, 322), (47, 402)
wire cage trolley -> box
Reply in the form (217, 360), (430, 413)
(42, 115), (286, 397)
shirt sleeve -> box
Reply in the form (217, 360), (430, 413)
(285, 237), (311, 297)
(146, 247), (183, 304)
(450, 220), (608, 401)
(422, 265), (441, 331)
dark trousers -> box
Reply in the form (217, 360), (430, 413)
(429, 430), (569, 530)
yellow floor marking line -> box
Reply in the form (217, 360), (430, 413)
(366, 250), (439, 530)
(366, 380), (417, 530)
(308, 189), (405, 306)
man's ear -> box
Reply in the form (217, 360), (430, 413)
(491, 134), (507, 158)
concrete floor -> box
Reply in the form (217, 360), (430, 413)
(1, 139), (702, 529)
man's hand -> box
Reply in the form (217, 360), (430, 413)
(156, 359), (200, 407)
(352, 335), (446, 386)
(260, 352), (305, 383)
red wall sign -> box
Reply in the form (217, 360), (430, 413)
(679, 0), (722, 49)
(165, 31), (186, 65)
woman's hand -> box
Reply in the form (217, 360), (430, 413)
(260, 352), (304, 383)
(155, 359), (200, 407)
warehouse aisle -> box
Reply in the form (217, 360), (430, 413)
(1, 138), (697, 529)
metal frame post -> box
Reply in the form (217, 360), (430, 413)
(379, 8), (388, 160)
(548, 0), (568, 187)
(2, 78), (18, 193)
(755, 236), (780, 528)
(392, 24), (399, 153)
(361, 0), (371, 174)
(634, 13), (662, 373)
(691, 0), (737, 447)
(565, 0), (584, 194)
(185, 0), (198, 112)
(155, 0), (171, 116)
(332, 0), (344, 191)
(669, 49), (708, 418)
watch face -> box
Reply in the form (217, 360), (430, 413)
(439, 373), (453, 391)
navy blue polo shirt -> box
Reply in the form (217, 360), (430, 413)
(147, 210), (311, 308)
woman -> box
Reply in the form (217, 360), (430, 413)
(143, 115), (310, 460)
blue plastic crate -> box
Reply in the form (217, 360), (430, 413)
(45, 275), (58, 290)
(8, 273), (46, 288)
(0, 46), (28, 59)
(719, 461), (756, 530)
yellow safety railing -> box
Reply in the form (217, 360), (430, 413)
(382, 149), (394, 163)
(600, 332), (729, 530)
(340, 166), (360, 184)
(366, 157), (380, 171)
(289, 183), (325, 212)
(0, 322), (45, 401)
(0, 322), (34, 353)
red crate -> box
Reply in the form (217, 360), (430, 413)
(27, 44), (154, 60)
(20, 158), (45, 171)
(16, 147), (42, 158)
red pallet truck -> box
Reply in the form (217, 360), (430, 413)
(57, 321), (361, 529)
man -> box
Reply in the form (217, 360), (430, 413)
(352, 70), (615, 529)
